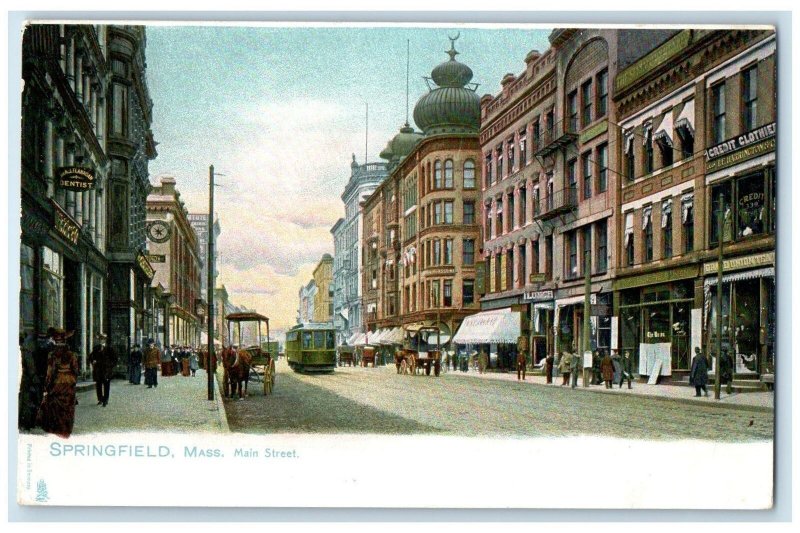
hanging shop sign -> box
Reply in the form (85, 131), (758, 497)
(523, 290), (553, 302)
(705, 122), (776, 173)
(702, 251), (774, 276)
(136, 252), (155, 280)
(52, 201), (80, 245)
(579, 120), (608, 145)
(475, 261), (486, 295)
(147, 254), (166, 263)
(57, 166), (96, 191)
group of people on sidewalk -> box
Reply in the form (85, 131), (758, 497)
(689, 346), (735, 397)
(546, 344), (635, 390)
(158, 345), (200, 378)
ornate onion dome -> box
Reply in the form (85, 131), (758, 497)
(380, 123), (423, 169)
(412, 34), (480, 135)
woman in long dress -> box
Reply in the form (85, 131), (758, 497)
(39, 329), (79, 438)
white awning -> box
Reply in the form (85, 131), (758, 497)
(346, 331), (360, 345)
(653, 111), (674, 147)
(642, 122), (653, 145)
(675, 99), (695, 136)
(370, 329), (387, 344)
(642, 205), (652, 230)
(352, 333), (367, 346)
(681, 193), (694, 224)
(380, 327), (404, 345)
(452, 308), (521, 345)
(661, 198), (673, 229)
(624, 212), (634, 248)
(624, 130), (635, 154)
(339, 308), (349, 322)
(704, 267), (774, 287)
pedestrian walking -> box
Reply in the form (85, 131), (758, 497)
(569, 345), (581, 389)
(478, 349), (488, 374)
(545, 353), (554, 384)
(181, 346), (191, 377)
(38, 329), (79, 438)
(720, 347), (734, 395)
(689, 347), (709, 397)
(600, 349), (614, 389)
(591, 349), (602, 385)
(516, 335), (528, 381)
(129, 343), (143, 384)
(621, 350), (634, 389)
(189, 350), (199, 377)
(610, 349), (623, 387)
(161, 345), (173, 376)
(144, 339), (160, 388)
(90, 333), (117, 407)
(558, 350), (570, 386)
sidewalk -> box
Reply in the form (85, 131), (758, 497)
(439, 367), (774, 412)
(69, 369), (229, 434)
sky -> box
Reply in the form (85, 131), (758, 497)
(145, 24), (552, 332)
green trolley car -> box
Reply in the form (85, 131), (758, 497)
(285, 323), (336, 373)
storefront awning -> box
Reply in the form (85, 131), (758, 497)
(380, 327), (404, 345)
(452, 309), (521, 345)
(352, 333), (367, 346)
(704, 267), (774, 287)
(346, 331), (360, 346)
(370, 329), (387, 344)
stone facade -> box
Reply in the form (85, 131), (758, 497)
(146, 175), (202, 347)
(313, 254), (334, 323)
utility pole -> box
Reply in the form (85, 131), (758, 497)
(583, 249), (591, 387)
(207, 164), (215, 401)
(714, 192), (724, 400)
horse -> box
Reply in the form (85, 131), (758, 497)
(222, 348), (252, 399)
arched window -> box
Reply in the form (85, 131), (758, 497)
(444, 159), (454, 188)
(463, 159), (476, 189)
(434, 160), (443, 189)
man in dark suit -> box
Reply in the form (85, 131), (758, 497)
(90, 333), (117, 406)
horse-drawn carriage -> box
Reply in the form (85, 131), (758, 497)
(223, 312), (275, 398)
(394, 324), (443, 377)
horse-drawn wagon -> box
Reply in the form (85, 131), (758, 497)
(395, 324), (443, 377)
(223, 312), (275, 397)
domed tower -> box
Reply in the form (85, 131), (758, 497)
(413, 34), (481, 136)
(380, 123), (424, 171)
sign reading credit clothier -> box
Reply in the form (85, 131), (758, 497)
(57, 166), (96, 191)
(705, 122), (776, 173)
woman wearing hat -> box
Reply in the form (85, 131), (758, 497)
(39, 329), (79, 437)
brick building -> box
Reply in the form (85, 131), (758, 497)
(611, 29), (776, 383)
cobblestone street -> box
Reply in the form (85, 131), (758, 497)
(223, 362), (774, 441)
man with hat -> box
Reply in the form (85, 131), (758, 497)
(89, 333), (117, 407)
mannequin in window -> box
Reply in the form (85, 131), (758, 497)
(722, 205), (733, 242)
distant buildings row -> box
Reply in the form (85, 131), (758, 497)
(321, 28), (776, 383)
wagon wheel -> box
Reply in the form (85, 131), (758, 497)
(269, 359), (276, 389)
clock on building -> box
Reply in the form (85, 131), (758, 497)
(147, 221), (171, 243)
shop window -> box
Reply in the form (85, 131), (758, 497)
(444, 159), (454, 188)
(20, 243), (35, 332)
(463, 159), (476, 189)
(736, 173), (766, 238)
(463, 279), (475, 305)
(710, 181), (734, 245)
(597, 293), (612, 350)
(41, 245), (63, 329)
(742, 65), (758, 132)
